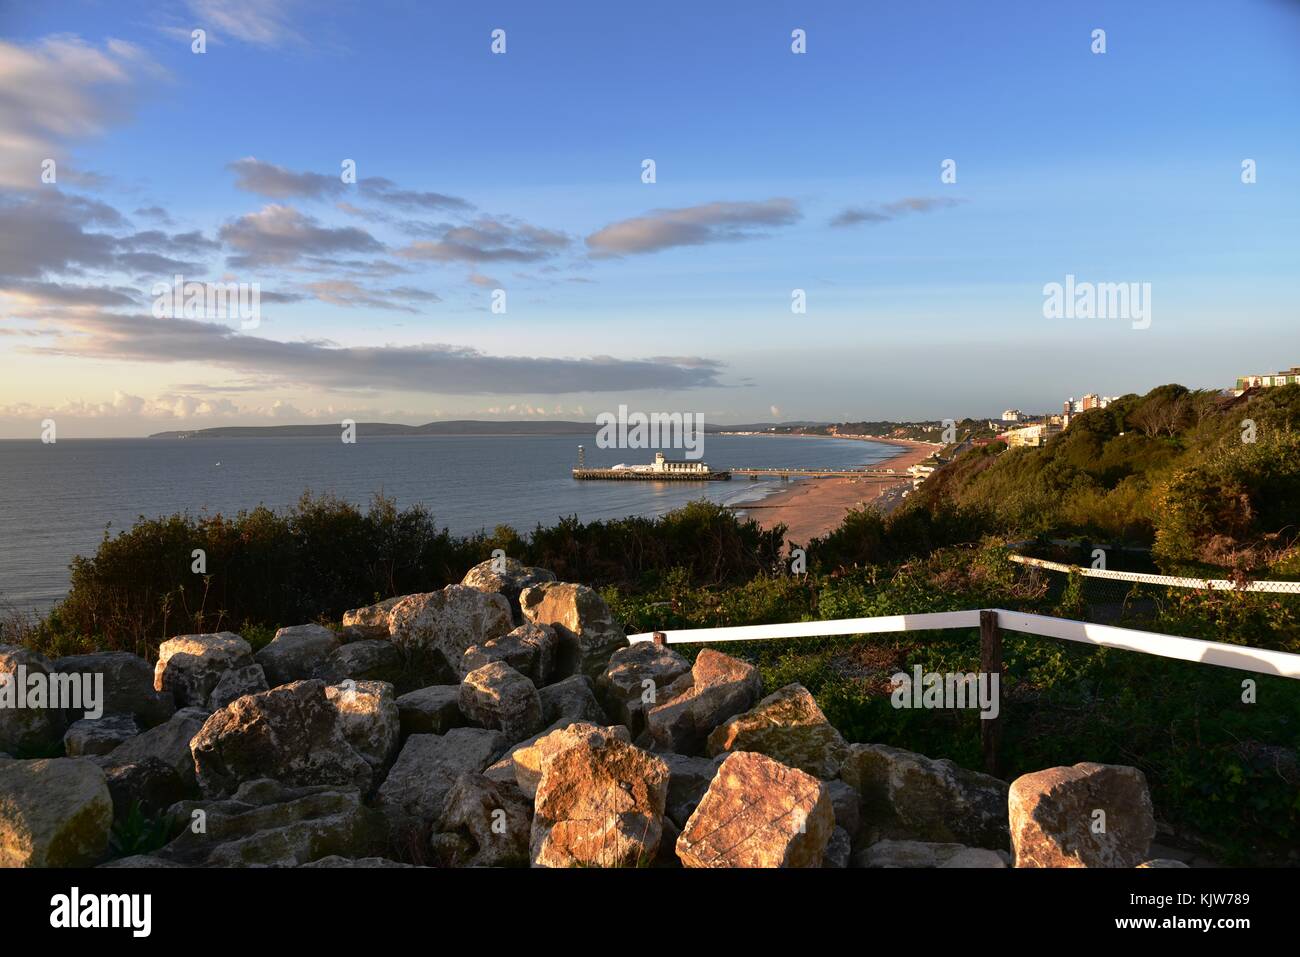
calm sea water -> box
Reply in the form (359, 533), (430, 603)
(0, 433), (894, 613)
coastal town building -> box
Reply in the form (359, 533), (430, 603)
(1235, 366), (1300, 393)
(1001, 409), (1024, 422)
(1001, 423), (1061, 448)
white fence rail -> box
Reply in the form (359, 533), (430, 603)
(629, 608), (1300, 680)
(1006, 551), (1300, 594)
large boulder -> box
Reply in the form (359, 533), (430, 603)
(156, 778), (382, 867)
(825, 779), (862, 840)
(839, 743), (1009, 849)
(1008, 762), (1156, 868)
(435, 772), (532, 867)
(154, 632), (253, 709)
(324, 680), (400, 771)
(395, 685), (462, 736)
(314, 639), (403, 685)
(190, 680), (372, 798)
(530, 733), (669, 868)
(0, 758), (113, 867)
(823, 826), (852, 868)
(461, 558), (557, 624)
(97, 706), (209, 790)
(511, 722), (632, 798)
(375, 728), (505, 845)
(598, 641), (691, 738)
(539, 674), (607, 725)
(677, 751), (834, 868)
(459, 662), (544, 744)
(857, 839), (1009, 868)
(255, 624), (340, 687)
(64, 714), (139, 757)
(342, 597), (403, 638)
(460, 622), (558, 685)
(51, 651), (174, 727)
(388, 586), (514, 674)
(519, 582), (627, 679)
(208, 664), (269, 711)
(0, 644), (65, 753)
(646, 649), (762, 754)
(104, 758), (187, 821)
(661, 751), (723, 829)
(706, 682), (848, 779)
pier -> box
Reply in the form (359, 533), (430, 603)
(572, 468), (731, 481)
(730, 467), (899, 479)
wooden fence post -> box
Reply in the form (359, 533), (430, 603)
(979, 609), (1003, 777)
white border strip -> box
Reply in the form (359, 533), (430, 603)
(628, 608), (1300, 680)
(1008, 552), (1300, 593)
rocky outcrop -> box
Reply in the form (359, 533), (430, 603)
(460, 622), (557, 685)
(51, 651), (174, 727)
(598, 642), (690, 739)
(839, 743), (1009, 849)
(375, 728), (505, 845)
(677, 751), (834, 868)
(255, 624), (340, 686)
(395, 685), (462, 735)
(509, 722), (631, 798)
(461, 557), (556, 624)
(646, 649), (762, 754)
(1008, 763), (1155, 868)
(97, 707), (209, 790)
(156, 778), (382, 867)
(857, 839), (1009, 868)
(519, 582), (627, 679)
(538, 674), (607, 725)
(459, 662), (544, 744)
(190, 680), (372, 798)
(435, 772), (532, 867)
(388, 586), (514, 674)
(0, 758), (113, 867)
(314, 639), (403, 685)
(154, 632), (253, 709)
(706, 682), (848, 779)
(324, 680), (400, 771)
(341, 597), (402, 639)
(0, 644), (65, 753)
(64, 714), (139, 757)
(209, 664), (269, 710)
(530, 733), (669, 868)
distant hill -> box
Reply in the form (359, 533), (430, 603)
(147, 419), (826, 439)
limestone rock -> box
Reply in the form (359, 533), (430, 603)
(154, 632), (253, 709)
(530, 734), (669, 868)
(840, 743), (1009, 849)
(1008, 762), (1156, 868)
(677, 751), (833, 868)
(825, 779), (861, 839)
(387, 585), (513, 668)
(512, 722), (631, 799)
(646, 649), (762, 754)
(1139, 858), (1190, 868)
(0, 644), (65, 753)
(0, 757), (113, 867)
(519, 582), (628, 679)
(598, 641), (690, 738)
(539, 674), (607, 725)
(395, 685), (462, 736)
(856, 839), (1009, 868)
(300, 855), (414, 868)
(190, 680), (372, 798)
(64, 714), (139, 757)
(104, 758), (187, 821)
(459, 661), (544, 744)
(461, 621), (558, 685)
(99, 855), (188, 868)
(436, 772), (532, 867)
(324, 680), (400, 771)
(314, 639), (403, 685)
(255, 624), (340, 687)
(52, 651), (174, 727)
(341, 596), (402, 638)
(461, 558), (557, 624)
(823, 826), (852, 868)
(97, 707), (209, 790)
(157, 778), (381, 867)
(209, 664), (269, 711)
(662, 751), (723, 828)
(706, 682), (848, 779)
(375, 728), (505, 844)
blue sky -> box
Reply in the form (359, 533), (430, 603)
(1, 0), (1298, 436)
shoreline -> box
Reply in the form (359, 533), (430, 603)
(733, 436), (941, 546)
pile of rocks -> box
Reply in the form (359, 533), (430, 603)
(0, 558), (1179, 869)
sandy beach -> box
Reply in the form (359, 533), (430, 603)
(736, 437), (941, 546)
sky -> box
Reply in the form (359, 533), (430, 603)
(1, 0), (1298, 438)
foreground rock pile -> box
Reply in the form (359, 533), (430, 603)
(0, 558), (1181, 868)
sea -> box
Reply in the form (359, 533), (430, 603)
(0, 432), (896, 614)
